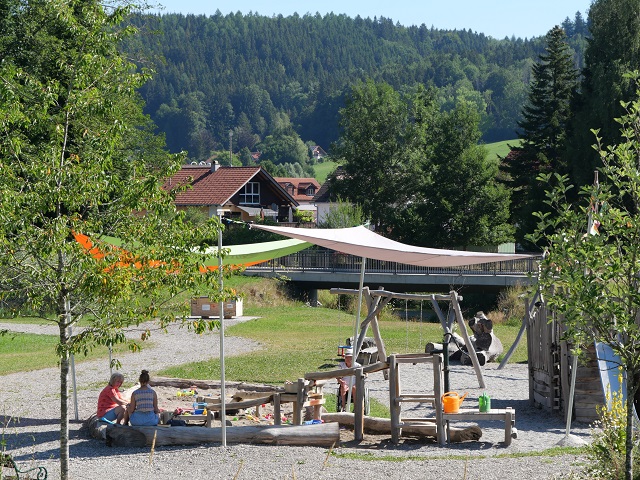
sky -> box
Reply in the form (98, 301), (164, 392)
(153, 0), (592, 40)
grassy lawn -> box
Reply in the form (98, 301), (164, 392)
(484, 139), (520, 160)
(0, 331), (130, 375)
(313, 160), (338, 183)
(159, 304), (527, 385)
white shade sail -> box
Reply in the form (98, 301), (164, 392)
(250, 224), (532, 267)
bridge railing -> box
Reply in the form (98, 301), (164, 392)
(245, 250), (540, 276)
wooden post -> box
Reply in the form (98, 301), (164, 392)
(293, 378), (305, 425)
(354, 367), (365, 441)
(432, 354), (445, 446)
(273, 394), (281, 426)
(450, 291), (485, 389)
(389, 354), (400, 444)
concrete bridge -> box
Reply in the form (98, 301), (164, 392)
(244, 250), (539, 295)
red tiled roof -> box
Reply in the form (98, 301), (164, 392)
(275, 177), (321, 202)
(167, 165), (262, 206)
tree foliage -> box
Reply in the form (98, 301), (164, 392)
(508, 26), (579, 249)
(119, 11), (588, 165)
(531, 73), (640, 480)
(0, 1), (224, 477)
(566, 0), (640, 188)
(332, 80), (513, 248)
(318, 198), (366, 229)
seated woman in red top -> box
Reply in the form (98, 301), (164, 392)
(97, 372), (129, 424)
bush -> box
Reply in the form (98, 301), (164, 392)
(582, 372), (640, 479)
(490, 284), (529, 325)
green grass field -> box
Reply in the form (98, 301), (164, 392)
(484, 139), (520, 160)
(0, 331), (131, 374)
(159, 304), (527, 384)
(312, 160), (339, 183)
(0, 300), (527, 379)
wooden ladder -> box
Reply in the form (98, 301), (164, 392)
(388, 353), (445, 445)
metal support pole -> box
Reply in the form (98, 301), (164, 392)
(347, 256), (366, 411)
(218, 223), (226, 447)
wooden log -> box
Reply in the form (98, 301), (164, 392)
(102, 422), (340, 447)
(152, 377), (282, 393)
(86, 415), (108, 440)
(321, 412), (482, 443)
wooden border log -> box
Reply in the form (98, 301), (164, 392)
(321, 412), (482, 443)
(102, 422), (340, 447)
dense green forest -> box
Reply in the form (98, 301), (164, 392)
(124, 11), (588, 165)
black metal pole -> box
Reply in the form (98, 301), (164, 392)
(443, 333), (450, 393)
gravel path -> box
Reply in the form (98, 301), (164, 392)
(0, 319), (591, 479)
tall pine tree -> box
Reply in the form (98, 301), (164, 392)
(565, 0), (640, 187)
(506, 26), (578, 249)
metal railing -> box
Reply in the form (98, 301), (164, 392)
(245, 250), (540, 276)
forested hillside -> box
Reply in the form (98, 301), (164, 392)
(124, 11), (588, 165)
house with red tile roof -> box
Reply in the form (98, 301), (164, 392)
(165, 162), (298, 222)
(275, 177), (321, 222)
(275, 177), (320, 205)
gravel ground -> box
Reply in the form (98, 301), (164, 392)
(0, 319), (591, 479)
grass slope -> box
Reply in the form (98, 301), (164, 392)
(484, 139), (521, 160)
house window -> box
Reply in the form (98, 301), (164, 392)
(240, 182), (260, 205)
(305, 186), (316, 196)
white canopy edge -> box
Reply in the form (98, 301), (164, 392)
(250, 224), (532, 267)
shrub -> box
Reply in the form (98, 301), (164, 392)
(582, 371), (640, 479)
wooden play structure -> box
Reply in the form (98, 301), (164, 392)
(497, 289), (605, 424)
(330, 287), (487, 389)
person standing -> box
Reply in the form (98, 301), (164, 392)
(127, 370), (160, 426)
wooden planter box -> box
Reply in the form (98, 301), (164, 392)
(190, 296), (243, 318)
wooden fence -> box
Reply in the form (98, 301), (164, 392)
(527, 300), (603, 424)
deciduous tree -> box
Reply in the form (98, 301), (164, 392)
(332, 80), (512, 248)
(0, 1), (223, 478)
(531, 72), (640, 480)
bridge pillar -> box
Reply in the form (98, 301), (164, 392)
(308, 288), (319, 307)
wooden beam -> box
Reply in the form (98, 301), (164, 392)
(304, 361), (389, 381)
(321, 412), (481, 443)
(450, 291), (485, 389)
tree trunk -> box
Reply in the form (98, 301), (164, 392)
(59, 319), (70, 480)
(625, 375), (637, 480)
(321, 412), (482, 442)
(98, 422), (340, 448)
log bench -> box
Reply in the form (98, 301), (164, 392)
(442, 407), (517, 446)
